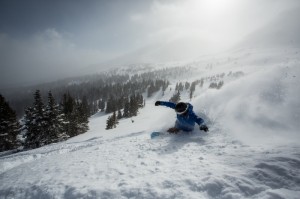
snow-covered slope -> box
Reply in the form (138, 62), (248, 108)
(1, 47), (300, 199)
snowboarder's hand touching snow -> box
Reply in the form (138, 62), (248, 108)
(155, 101), (161, 106)
(200, 124), (209, 132)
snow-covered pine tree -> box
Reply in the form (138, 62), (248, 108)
(106, 111), (118, 130)
(129, 94), (139, 117)
(23, 90), (47, 149)
(118, 97), (126, 111)
(105, 116), (113, 130)
(178, 82), (184, 91)
(0, 94), (20, 152)
(190, 82), (196, 99)
(200, 79), (204, 87)
(44, 91), (69, 144)
(61, 93), (89, 137)
(98, 99), (105, 112)
(22, 107), (35, 148)
(185, 82), (190, 90)
(112, 111), (118, 128)
(137, 94), (144, 108)
(169, 90), (181, 103)
(81, 96), (90, 117)
(62, 93), (74, 116)
(117, 109), (122, 119)
(147, 82), (155, 97)
(106, 95), (117, 114)
(162, 80), (169, 92)
(209, 82), (218, 89)
(217, 81), (224, 89)
(74, 100), (89, 135)
(61, 93), (77, 137)
(123, 98), (130, 118)
(106, 115), (113, 130)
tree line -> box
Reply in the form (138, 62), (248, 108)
(106, 93), (145, 130)
(169, 72), (228, 102)
(0, 90), (89, 152)
(169, 79), (205, 103)
(0, 78), (170, 151)
(6, 75), (170, 118)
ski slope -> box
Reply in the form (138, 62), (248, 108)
(1, 47), (300, 199)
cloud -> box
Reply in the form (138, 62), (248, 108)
(1, 0), (299, 88)
(0, 29), (113, 88)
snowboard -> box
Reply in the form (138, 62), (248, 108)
(150, 129), (207, 139)
(150, 132), (161, 139)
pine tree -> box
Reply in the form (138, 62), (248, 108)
(200, 79), (204, 87)
(44, 91), (69, 144)
(217, 81), (224, 89)
(178, 82), (184, 91)
(56, 106), (69, 141)
(81, 96), (90, 117)
(106, 111), (118, 130)
(129, 95), (138, 117)
(74, 100), (89, 135)
(136, 94), (144, 108)
(22, 106), (34, 148)
(0, 94), (20, 152)
(162, 80), (169, 92)
(209, 82), (218, 89)
(117, 109), (122, 119)
(106, 115), (113, 130)
(123, 98), (130, 118)
(62, 93), (74, 116)
(112, 111), (118, 128)
(98, 99), (105, 112)
(147, 82), (155, 97)
(169, 91), (181, 103)
(190, 82), (196, 99)
(61, 93), (77, 137)
(23, 90), (47, 149)
(185, 82), (190, 90)
(61, 93), (89, 137)
(106, 96), (116, 113)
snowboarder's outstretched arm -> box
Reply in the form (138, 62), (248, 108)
(190, 111), (209, 132)
(155, 101), (176, 109)
(190, 111), (204, 126)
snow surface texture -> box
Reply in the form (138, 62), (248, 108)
(1, 48), (300, 199)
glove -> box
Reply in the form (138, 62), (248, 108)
(155, 101), (161, 106)
(200, 124), (209, 132)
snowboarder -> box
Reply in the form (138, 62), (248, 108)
(155, 101), (209, 133)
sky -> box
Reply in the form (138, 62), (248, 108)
(0, 0), (299, 89)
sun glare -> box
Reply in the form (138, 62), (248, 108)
(200, 0), (239, 18)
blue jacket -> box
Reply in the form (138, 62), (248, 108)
(159, 101), (204, 132)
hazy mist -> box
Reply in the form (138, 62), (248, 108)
(0, 0), (299, 89)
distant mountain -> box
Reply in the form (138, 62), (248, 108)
(237, 6), (300, 49)
(84, 36), (212, 74)
(121, 37), (212, 63)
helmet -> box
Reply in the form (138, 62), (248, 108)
(175, 102), (189, 115)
